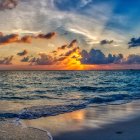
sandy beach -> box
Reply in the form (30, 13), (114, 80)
(0, 101), (140, 140)
(54, 113), (140, 140)
(0, 122), (51, 140)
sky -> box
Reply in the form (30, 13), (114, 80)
(0, 0), (140, 70)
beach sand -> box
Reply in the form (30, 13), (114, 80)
(0, 122), (50, 140)
(0, 101), (140, 140)
(54, 113), (140, 140)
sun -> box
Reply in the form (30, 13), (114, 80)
(60, 48), (85, 70)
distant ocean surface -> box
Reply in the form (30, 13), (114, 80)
(0, 70), (140, 120)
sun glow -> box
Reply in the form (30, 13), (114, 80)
(60, 47), (85, 70)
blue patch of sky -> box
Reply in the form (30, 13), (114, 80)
(54, 0), (140, 33)
(106, 0), (140, 32)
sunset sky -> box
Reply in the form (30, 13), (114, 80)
(0, 0), (140, 70)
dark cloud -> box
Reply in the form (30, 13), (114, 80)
(60, 40), (80, 57)
(17, 50), (28, 56)
(68, 39), (78, 48)
(21, 56), (30, 62)
(56, 56), (67, 62)
(100, 40), (114, 45)
(58, 40), (78, 51)
(30, 53), (54, 65)
(124, 55), (140, 64)
(0, 56), (13, 65)
(58, 45), (67, 50)
(0, 33), (31, 45)
(0, 34), (19, 45)
(64, 47), (79, 56)
(0, 0), (18, 10)
(29, 57), (37, 64)
(0, 32), (57, 45)
(81, 48), (140, 65)
(80, 49), (123, 64)
(20, 35), (32, 43)
(128, 37), (140, 48)
(37, 32), (56, 39)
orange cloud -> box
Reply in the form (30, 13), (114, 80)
(68, 39), (78, 48)
(58, 45), (67, 50)
(38, 32), (56, 39)
(0, 32), (57, 45)
(0, 0), (18, 10)
(21, 39), (84, 70)
(0, 34), (19, 45)
(0, 32), (3, 36)
(3, 35), (139, 70)
(0, 55), (14, 65)
(17, 50), (28, 56)
(20, 35), (32, 43)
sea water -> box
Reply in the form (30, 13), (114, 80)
(0, 70), (140, 119)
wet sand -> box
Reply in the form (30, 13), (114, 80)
(54, 114), (140, 140)
(1, 101), (140, 140)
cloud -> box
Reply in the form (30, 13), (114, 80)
(68, 39), (78, 48)
(37, 32), (56, 39)
(0, 32), (3, 36)
(30, 53), (54, 65)
(9, 29), (42, 35)
(0, 0), (126, 47)
(0, 32), (56, 45)
(81, 48), (140, 65)
(128, 37), (140, 48)
(21, 39), (81, 65)
(124, 55), (140, 64)
(53, 0), (92, 11)
(64, 47), (79, 57)
(20, 35), (32, 43)
(2, 38), (140, 66)
(1, 34), (32, 44)
(79, 0), (92, 8)
(21, 56), (30, 62)
(0, 33), (19, 45)
(0, 0), (18, 10)
(0, 0), (129, 60)
(58, 45), (67, 50)
(100, 39), (114, 45)
(80, 49), (123, 64)
(0, 55), (13, 65)
(59, 40), (80, 58)
(28, 46), (140, 66)
(17, 49), (28, 56)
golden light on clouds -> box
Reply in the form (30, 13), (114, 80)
(61, 48), (85, 70)
(0, 30), (140, 70)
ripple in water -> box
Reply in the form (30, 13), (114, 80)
(0, 70), (140, 119)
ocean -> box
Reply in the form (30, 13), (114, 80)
(0, 70), (140, 120)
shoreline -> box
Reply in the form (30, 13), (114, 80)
(0, 101), (140, 140)
(53, 100), (140, 140)
(54, 114), (140, 140)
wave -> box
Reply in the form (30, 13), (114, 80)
(85, 94), (133, 104)
(0, 93), (140, 120)
(79, 86), (121, 92)
(56, 76), (72, 80)
(0, 95), (69, 101)
(0, 103), (87, 119)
